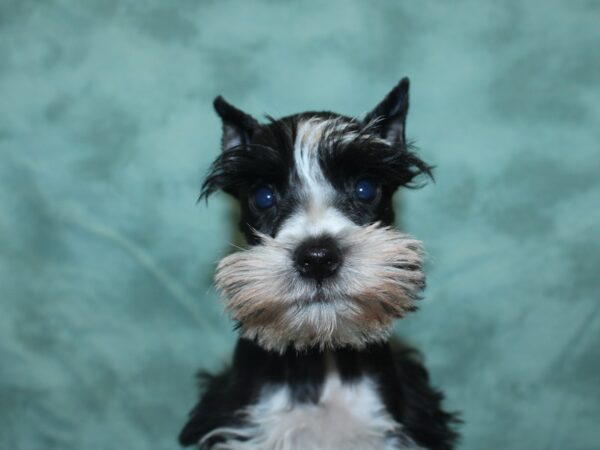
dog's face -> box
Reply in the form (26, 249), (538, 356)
(202, 78), (432, 352)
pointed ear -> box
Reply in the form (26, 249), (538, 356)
(363, 77), (410, 145)
(213, 96), (260, 151)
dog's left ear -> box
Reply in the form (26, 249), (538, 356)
(363, 77), (410, 146)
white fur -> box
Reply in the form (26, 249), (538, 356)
(200, 370), (423, 450)
(215, 118), (425, 351)
(281, 118), (353, 240)
(215, 224), (424, 352)
(281, 117), (391, 240)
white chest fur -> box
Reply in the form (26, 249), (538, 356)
(201, 372), (423, 450)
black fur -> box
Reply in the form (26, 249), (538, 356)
(179, 339), (459, 449)
(200, 110), (432, 242)
(181, 78), (459, 448)
(363, 77), (411, 145)
(319, 133), (433, 226)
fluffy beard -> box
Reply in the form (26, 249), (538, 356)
(215, 223), (425, 352)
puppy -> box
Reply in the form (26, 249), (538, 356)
(179, 78), (458, 450)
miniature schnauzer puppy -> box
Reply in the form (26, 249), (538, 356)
(179, 78), (458, 450)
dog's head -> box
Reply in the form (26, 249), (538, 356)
(202, 78), (432, 352)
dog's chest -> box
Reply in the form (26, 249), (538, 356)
(206, 373), (422, 450)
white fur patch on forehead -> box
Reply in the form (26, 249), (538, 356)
(295, 118), (332, 154)
(292, 116), (388, 192)
(293, 118), (332, 186)
(293, 117), (364, 175)
(280, 117), (358, 241)
(296, 116), (390, 152)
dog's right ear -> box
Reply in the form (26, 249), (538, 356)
(200, 98), (260, 202)
(213, 96), (260, 152)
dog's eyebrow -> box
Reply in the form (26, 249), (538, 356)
(201, 144), (289, 200)
(319, 137), (433, 189)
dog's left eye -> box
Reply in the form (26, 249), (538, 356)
(355, 179), (379, 202)
(253, 186), (276, 210)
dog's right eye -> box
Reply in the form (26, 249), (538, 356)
(253, 187), (276, 210)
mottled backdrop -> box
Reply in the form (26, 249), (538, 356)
(1, 1), (599, 449)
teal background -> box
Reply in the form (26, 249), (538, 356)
(1, 1), (599, 449)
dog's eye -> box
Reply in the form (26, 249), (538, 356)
(253, 186), (276, 210)
(355, 179), (378, 202)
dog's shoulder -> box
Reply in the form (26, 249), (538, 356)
(178, 366), (239, 447)
(387, 339), (460, 450)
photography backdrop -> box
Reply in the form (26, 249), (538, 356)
(1, 1), (599, 449)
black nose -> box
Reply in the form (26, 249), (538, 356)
(294, 237), (342, 282)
